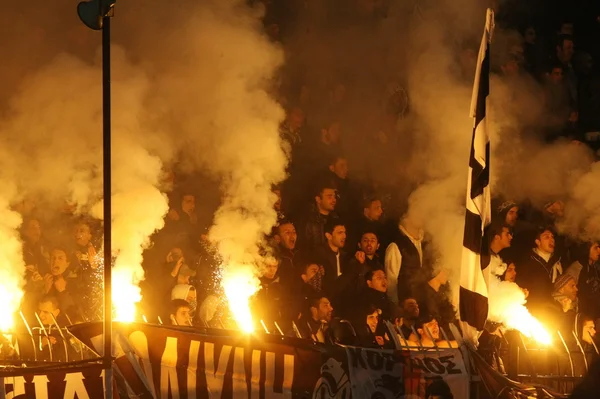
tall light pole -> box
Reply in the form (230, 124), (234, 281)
(77, 1), (115, 397)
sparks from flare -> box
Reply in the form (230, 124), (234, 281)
(222, 264), (260, 333)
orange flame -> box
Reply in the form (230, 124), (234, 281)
(222, 264), (260, 333)
(112, 267), (142, 322)
(0, 284), (21, 331)
(503, 303), (552, 345)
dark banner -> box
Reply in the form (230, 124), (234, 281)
(0, 322), (471, 398)
(70, 322), (470, 399)
(0, 363), (106, 399)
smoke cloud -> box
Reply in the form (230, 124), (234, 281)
(113, 0), (288, 324)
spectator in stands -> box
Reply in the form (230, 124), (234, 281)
(416, 268), (456, 336)
(360, 269), (392, 321)
(297, 295), (334, 343)
(355, 305), (391, 349)
(37, 295), (74, 361)
(503, 263), (517, 282)
(489, 222), (513, 262)
(274, 219), (298, 280)
(43, 245), (80, 315)
(399, 297), (420, 339)
(279, 105), (305, 157)
(169, 299), (192, 326)
(38, 295), (70, 326)
(171, 284), (197, 317)
(72, 220), (99, 271)
(166, 191), (198, 232)
(327, 155), (355, 220)
(22, 218), (49, 276)
(333, 231), (380, 314)
(544, 62), (576, 138)
(555, 34), (577, 107)
(495, 200), (519, 228)
(385, 214), (425, 304)
(252, 256), (289, 325)
(316, 219), (347, 291)
(273, 185), (286, 221)
(567, 241), (600, 318)
(302, 183), (338, 249)
(517, 227), (563, 312)
(309, 119), (342, 174)
(348, 197), (384, 250)
(299, 261), (324, 295)
(409, 315), (455, 348)
(544, 273), (579, 337)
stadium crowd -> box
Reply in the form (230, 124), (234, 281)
(11, 0), (600, 368)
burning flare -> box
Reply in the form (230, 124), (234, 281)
(502, 304), (552, 345)
(112, 267), (143, 322)
(222, 264), (260, 333)
(488, 277), (552, 345)
(0, 195), (25, 332)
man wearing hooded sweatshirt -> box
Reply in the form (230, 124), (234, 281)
(517, 227), (563, 313)
(171, 284), (197, 324)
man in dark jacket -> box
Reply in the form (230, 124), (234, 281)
(334, 231), (383, 311)
(301, 183), (339, 250)
(347, 196), (384, 252)
(568, 241), (600, 318)
(315, 219), (347, 294)
(274, 219), (299, 283)
(517, 227), (563, 314)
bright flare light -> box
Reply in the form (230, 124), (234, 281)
(222, 265), (260, 333)
(0, 284), (22, 331)
(503, 304), (552, 345)
(112, 267), (142, 322)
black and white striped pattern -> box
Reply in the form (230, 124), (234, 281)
(459, 9), (494, 332)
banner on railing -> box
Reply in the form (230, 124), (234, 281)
(0, 322), (470, 398)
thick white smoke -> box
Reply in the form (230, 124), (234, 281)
(403, 9), (474, 286)
(90, 50), (170, 321)
(112, 0), (287, 328)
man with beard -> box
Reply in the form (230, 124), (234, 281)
(301, 182), (339, 250)
(347, 197), (384, 256)
(399, 297), (420, 339)
(334, 231), (383, 310)
(316, 219), (347, 293)
(296, 295), (334, 343)
(517, 227), (563, 313)
(539, 274), (579, 341)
